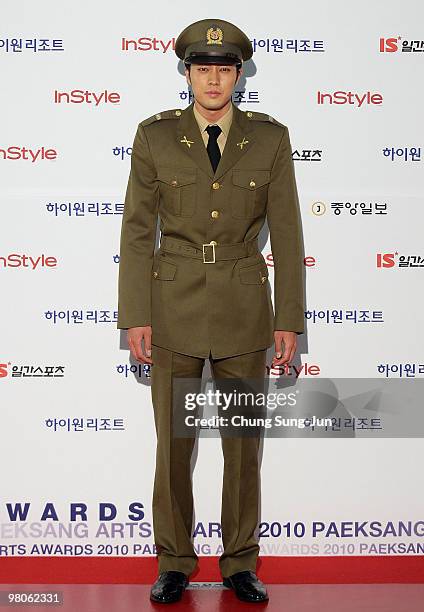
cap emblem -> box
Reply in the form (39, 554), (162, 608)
(206, 26), (223, 46)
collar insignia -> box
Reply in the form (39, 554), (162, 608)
(180, 135), (194, 148)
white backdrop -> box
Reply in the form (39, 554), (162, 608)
(1, 0), (423, 569)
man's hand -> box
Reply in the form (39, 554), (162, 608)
(127, 326), (153, 365)
(272, 330), (297, 367)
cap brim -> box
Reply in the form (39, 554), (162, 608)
(185, 54), (241, 66)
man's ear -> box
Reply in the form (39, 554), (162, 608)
(184, 67), (191, 86)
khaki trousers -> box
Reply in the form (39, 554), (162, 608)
(150, 343), (267, 578)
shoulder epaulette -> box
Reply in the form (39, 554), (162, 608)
(141, 109), (183, 127)
(244, 109), (285, 129)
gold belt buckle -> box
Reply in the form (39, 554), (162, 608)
(202, 242), (216, 263)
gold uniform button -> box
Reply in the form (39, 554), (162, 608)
(209, 240), (218, 245)
(175, 109), (181, 116)
(211, 210), (219, 219)
(249, 180), (256, 188)
(171, 179), (178, 186)
(246, 111), (253, 118)
(153, 271), (158, 278)
(212, 182), (220, 190)
(261, 276), (267, 284)
(155, 113), (161, 120)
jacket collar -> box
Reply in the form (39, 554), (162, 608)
(192, 100), (233, 140)
(176, 100), (254, 180)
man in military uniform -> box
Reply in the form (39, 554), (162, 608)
(117, 18), (304, 604)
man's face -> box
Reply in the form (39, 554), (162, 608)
(185, 63), (242, 110)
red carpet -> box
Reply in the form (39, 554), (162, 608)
(1, 556), (423, 584)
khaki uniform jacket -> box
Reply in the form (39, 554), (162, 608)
(117, 100), (305, 359)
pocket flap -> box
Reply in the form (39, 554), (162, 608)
(232, 170), (271, 190)
(157, 166), (196, 187)
(152, 258), (177, 280)
(239, 263), (269, 285)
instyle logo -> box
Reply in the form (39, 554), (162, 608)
(266, 362), (321, 377)
(0, 254), (58, 269)
(0, 147), (57, 162)
(317, 91), (383, 107)
(265, 253), (316, 267)
(121, 37), (175, 53)
(54, 90), (120, 105)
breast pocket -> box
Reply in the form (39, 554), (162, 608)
(156, 166), (197, 217)
(231, 170), (271, 219)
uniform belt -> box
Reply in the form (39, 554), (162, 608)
(159, 236), (259, 263)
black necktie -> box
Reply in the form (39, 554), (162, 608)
(206, 124), (222, 173)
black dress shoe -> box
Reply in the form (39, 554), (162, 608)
(150, 570), (188, 603)
(223, 570), (269, 602)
